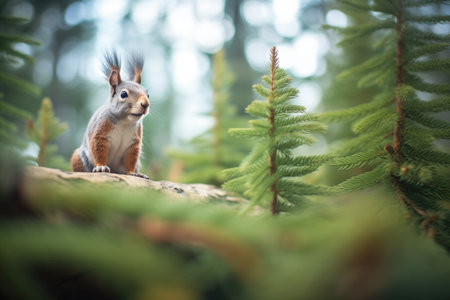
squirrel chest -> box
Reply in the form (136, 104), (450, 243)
(107, 121), (141, 172)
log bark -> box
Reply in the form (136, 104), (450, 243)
(22, 166), (262, 214)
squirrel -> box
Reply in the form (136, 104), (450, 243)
(71, 50), (149, 179)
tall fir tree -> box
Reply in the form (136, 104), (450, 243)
(223, 47), (330, 214)
(322, 0), (450, 247)
(169, 50), (249, 185)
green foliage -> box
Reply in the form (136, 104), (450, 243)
(1, 178), (450, 299)
(26, 98), (69, 169)
(324, 0), (450, 247)
(223, 47), (330, 214)
(0, 15), (40, 97)
(1, 3), (450, 299)
(0, 99), (31, 148)
(319, 5), (386, 187)
(0, 14), (39, 149)
(169, 50), (250, 185)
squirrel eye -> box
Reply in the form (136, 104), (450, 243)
(120, 90), (128, 98)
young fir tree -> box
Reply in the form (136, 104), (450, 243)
(0, 14), (40, 148)
(169, 50), (249, 185)
(26, 97), (68, 169)
(223, 47), (330, 214)
(322, 0), (450, 244)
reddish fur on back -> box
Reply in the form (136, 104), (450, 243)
(124, 125), (142, 173)
(71, 148), (84, 171)
(89, 120), (113, 166)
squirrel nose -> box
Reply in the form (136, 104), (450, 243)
(140, 101), (149, 109)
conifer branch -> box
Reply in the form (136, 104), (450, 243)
(392, 175), (432, 219)
(404, 0), (450, 7)
(404, 43), (449, 61)
(390, 0), (436, 222)
(0, 72), (40, 97)
(0, 15), (29, 26)
(405, 14), (450, 24)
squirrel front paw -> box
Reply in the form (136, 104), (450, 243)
(129, 172), (149, 180)
(93, 165), (110, 173)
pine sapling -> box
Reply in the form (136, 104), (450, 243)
(26, 98), (68, 169)
(223, 47), (330, 214)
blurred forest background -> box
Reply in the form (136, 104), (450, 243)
(1, 1), (450, 299)
(0, 0), (382, 179)
(1, 0), (448, 180)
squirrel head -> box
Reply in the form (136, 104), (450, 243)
(102, 50), (150, 122)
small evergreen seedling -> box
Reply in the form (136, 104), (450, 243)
(323, 0), (450, 244)
(223, 47), (330, 214)
(26, 98), (68, 169)
(169, 50), (249, 185)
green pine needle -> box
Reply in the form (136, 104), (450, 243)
(334, 164), (389, 192)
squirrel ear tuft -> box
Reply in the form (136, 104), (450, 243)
(127, 52), (144, 84)
(102, 50), (122, 94)
(109, 70), (120, 87)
